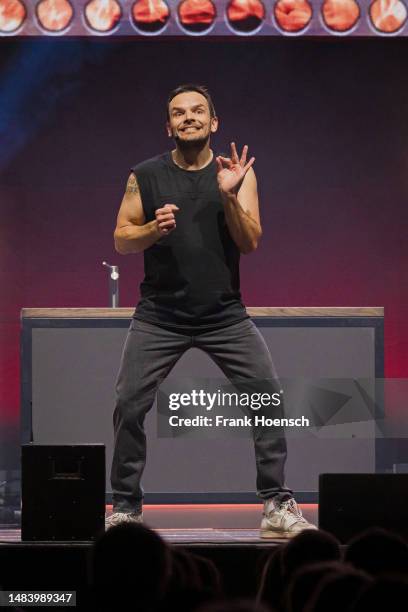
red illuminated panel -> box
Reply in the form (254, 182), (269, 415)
(178, 0), (216, 33)
(369, 0), (407, 33)
(322, 0), (360, 32)
(131, 0), (170, 33)
(35, 0), (74, 32)
(84, 0), (122, 32)
(274, 0), (312, 32)
(226, 0), (265, 33)
(0, 0), (26, 32)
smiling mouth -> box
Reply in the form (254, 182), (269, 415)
(181, 126), (201, 131)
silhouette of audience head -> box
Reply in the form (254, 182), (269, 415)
(345, 527), (408, 577)
(304, 564), (372, 612)
(281, 529), (341, 580)
(90, 523), (172, 610)
(257, 530), (341, 611)
(163, 547), (223, 612)
(285, 560), (345, 612)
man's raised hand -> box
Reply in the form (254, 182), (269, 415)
(216, 142), (255, 195)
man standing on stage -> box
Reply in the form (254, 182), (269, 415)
(107, 84), (317, 537)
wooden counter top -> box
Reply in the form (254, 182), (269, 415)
(21, 307), (384, 319)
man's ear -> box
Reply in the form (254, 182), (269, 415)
(166, 121), (172, 138)
(210, 117), (219, 134)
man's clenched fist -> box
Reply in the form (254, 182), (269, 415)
(155, 204), (179, 236)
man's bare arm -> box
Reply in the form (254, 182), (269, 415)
(114, 173), (178, 254)
(221, 167), (262, 255)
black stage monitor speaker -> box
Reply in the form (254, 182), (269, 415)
(21, 444), (105, 541)
(319, 473), (408, 543)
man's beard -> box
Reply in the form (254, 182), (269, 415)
(173, 129), (210, 151)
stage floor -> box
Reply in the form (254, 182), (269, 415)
(0, 504), (319, 545)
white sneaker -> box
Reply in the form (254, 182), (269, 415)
(260, 497), (318, 539)
(105, 511), (143, 530)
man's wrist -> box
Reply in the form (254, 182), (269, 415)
(220, 189), (239, 204)
(151, 220), (162, 240)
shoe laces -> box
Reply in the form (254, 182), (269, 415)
(279, 498), (305, 521)
(109, 512), (140, 523)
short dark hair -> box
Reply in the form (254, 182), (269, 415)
(166, 84), (216, 120)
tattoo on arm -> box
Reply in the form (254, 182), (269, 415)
(126, 174), (139, 194)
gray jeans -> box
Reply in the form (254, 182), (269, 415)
(110, 317), (293, 512)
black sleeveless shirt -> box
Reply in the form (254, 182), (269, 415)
(130, 151), (249, 334)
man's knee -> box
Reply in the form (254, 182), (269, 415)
(113, 382), (156, 424)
